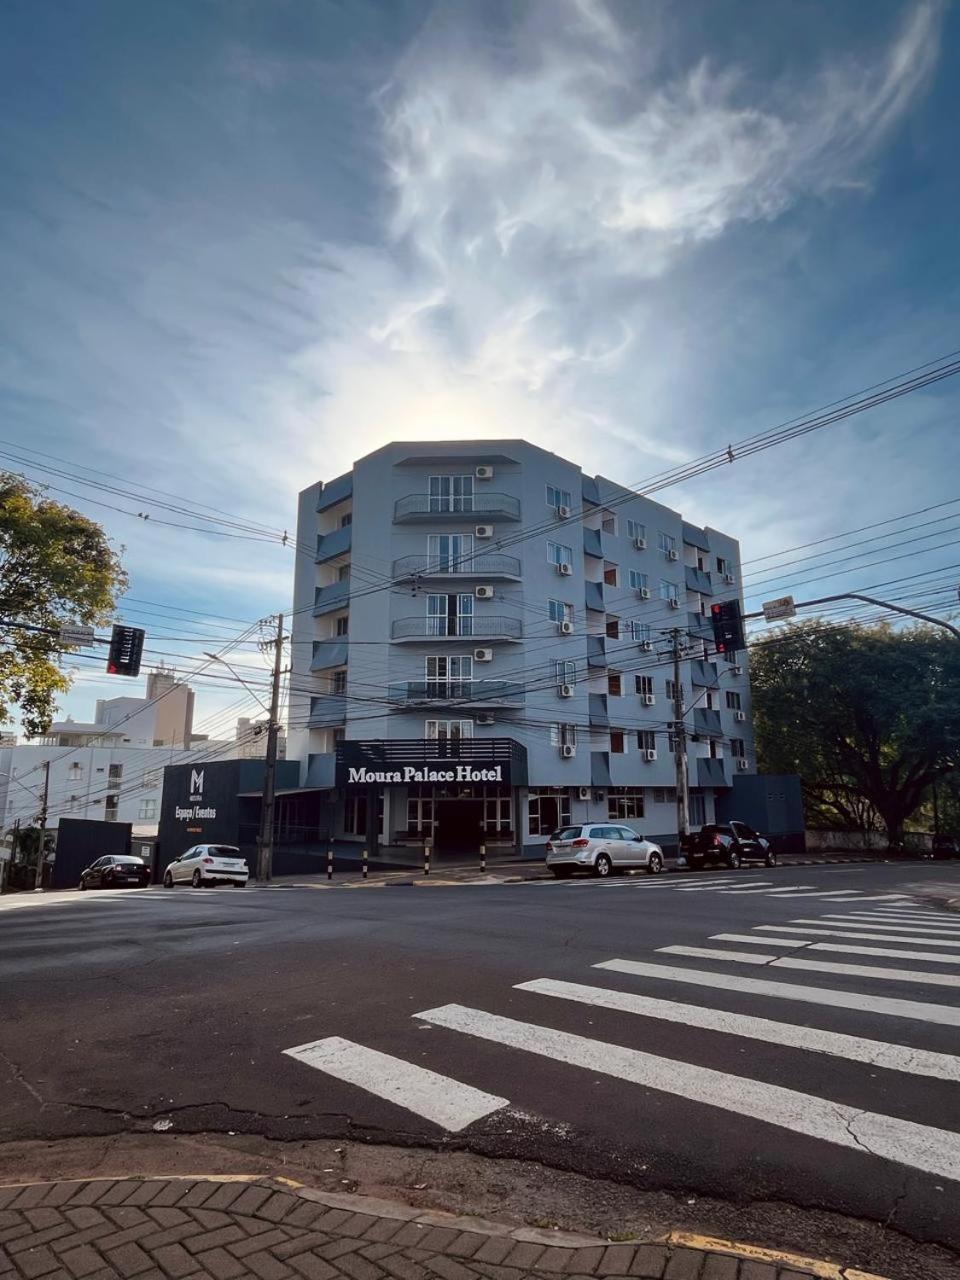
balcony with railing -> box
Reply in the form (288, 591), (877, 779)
(685, 565), (714, 595)
(392, 553), (521, 580)
(391, 616), (522, 642)
(315, 525), (352, 564)
(311, 640), (349, 671)
(308, 694), (347, 727)
(387, 679), (525, 707)
(393, 493), (521, 523)
(696, 757), (729, 788)
(313, 578), (350, 616)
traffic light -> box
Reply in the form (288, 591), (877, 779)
(106, 624), (145, 676)
(711, 599), (745, 655)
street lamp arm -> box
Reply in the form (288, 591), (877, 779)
(746, 593), (960, 641)
(202, 652), (273, 716)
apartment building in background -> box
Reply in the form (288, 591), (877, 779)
(235, 717), (288, 760)
(35, 667), (195, 748)
(288, 439), (754, 855)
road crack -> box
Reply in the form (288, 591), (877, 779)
(0, 1047), (44, 1105)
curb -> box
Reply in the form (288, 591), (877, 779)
(0, 1173), (893, 1280)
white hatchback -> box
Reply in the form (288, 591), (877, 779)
(545, 823), (664, 878)
(163, 844), (249, 888)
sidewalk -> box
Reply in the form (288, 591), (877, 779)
(0, 1175), (880, 1280)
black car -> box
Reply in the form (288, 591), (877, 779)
(681, 821), (777, 870)
(932, 834), (959, 860)
(79, 855), (150, 890)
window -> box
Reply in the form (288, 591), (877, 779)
(337, 563), (350, 581)
(332, 669), (348, 695)
(550, 723), (578, 748)
(690, 792), (707, 826)
(601, 513), (618, 535)
(105, 795), (119, 822)
(344, 794), (367, 836)
(426, 654), (473, 695)
(716, 556), (729, 575)
(426, 593), (474, 637)
(709, 738), (722, 759)
(546, 483), (573, 510)
(482, 794), (512, 834)
(653, 787), (675, 804)
(548, 599), (573, 625)
(608, 788), (644, 820)
(704, 691), (716, 710)
(666, 679), (683, 702)
(138, 799), (157, 821)
(627, 519), (645, 542)
(629, 570), (648, 591)
(108, 763), (122, 783)
(635, 675), (653, 697)
(547, 540), (574, 567)
(425, 720), (474, 741)
(605, 617), (620, 639)
(726, 691), (742, 711)
(429, 474), (474, 512)
(340, 512), (352, 527)
(68, 762), (83, 779)
(428, 532), (474, 573)
(631, 621), (651, 643)
(610, 728), (627, 754)
(141, 769), (160, 790)
(555, 659), (576, 687)
(332, 727), (345, 745)
(657, 531), (677, 556)
(528, 788), (571, 837)
(603, 561), (619, 587)
(659, 579), (680, 604)
(697, 555), (705, 571)
(607, 672), (622, 697)
(637, 730), (656, 752)
(407, 790), (435, 836)
(335, 614), (349, 636)
(730, 738), (746, 759)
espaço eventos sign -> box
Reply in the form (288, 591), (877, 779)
(174, 769), (218, 822)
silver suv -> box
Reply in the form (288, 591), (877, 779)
(545, 824), (664, 879)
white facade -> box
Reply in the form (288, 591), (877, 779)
(235, 718), (288, 760)
(36, 668), (194, 748)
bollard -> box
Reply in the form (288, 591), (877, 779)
(424, 840), (431, 876)
(327, 848), (333, 882)
(480, 842), (486, 874)
(362, 848), (368, 880)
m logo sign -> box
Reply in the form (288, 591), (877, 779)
(189, 770), (204, 802)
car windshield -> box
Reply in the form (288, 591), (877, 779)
(115, 857), (144, 865)
(208, 846), (241, 859)
(551, 828), (582, 842)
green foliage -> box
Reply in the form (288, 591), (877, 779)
(0, 473), (127, 736)
(751, 620), (960, 842)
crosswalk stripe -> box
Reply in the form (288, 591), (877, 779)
(759, 925), (960, 948)
(594, 959), (960, 1026)
(852, 911), (960, 924)
(515, 977), (960, 1082)
(710, 933), (810, 947)
(415, 1003), (960, 1181)
(657, 945), (960, 988)
(806, 941), (960, 965)
(282, 1036), (509, 1132)
(812, 916), (960, 934)
(709, 885), (817, 895)
(857, 906), (960, 916)
(762, 890), (874, 898)
(673, 880), (772, 892)
(817, 894), (911, 902)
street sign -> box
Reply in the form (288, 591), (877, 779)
(58, 624), (96, 647)
(762, 595), (797, 622)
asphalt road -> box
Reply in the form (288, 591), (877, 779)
(3, 861), (960, 1252)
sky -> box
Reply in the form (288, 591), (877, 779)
(2, 0), (959, 736)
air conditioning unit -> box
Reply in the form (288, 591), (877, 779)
(639, 640), (653, 652)
(645, 749), (658, 762)
(475, 524), (494, 539)
(557, 562), (573, 576)
(559, 619), (574, 635)
(668, 598), (680, 609)
(724, 572), (735, 584)
(475, 585), (494, 599)
(633, 536), (647, 550)
(474, 647), (494, 662)
(737, 758), (749, 771)
(475, 465), (494, 480)
(668, 548), (680, 561)
(560, 744), (576, 759)
(643, 694), (656, 707)
(557, 504), (571, 520)
(559, 683), (574, 698)
(731, 664), (743, 676)
(577, 786), (591, 801)
(637, 587), (651, 600)
(735, 710), (746, 722)
(476, 713), (495, 725)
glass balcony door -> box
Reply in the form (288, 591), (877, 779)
(426, 593), (474, 637)
(429, 475), (474, 513)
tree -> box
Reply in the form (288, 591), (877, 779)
(0, 473), (127, 736)
(751, 620), (960, 844)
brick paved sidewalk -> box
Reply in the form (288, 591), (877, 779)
(0, 1176), (867, 1280)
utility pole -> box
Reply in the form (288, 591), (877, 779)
(670, 629), (691, 847)
(34, 760), (50, 891)
(256, 613), (285, 883)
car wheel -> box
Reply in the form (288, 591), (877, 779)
(726, 849), (742, 869)
(765, 850), (778, 867)
(163, 871), (173, 888)
(551, 866), (574, 879)
(647, 852), (663, 875)
(192, 870), (203, 888)
(594, 852), (613, 878)
(78, 879), (86, 891)
(234, 880), (246, 888)
(687, 857), (703, 872)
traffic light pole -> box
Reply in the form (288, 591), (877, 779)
(256, 613), (285, 883)
(33, 760), (50, 891)
(744, 592), (960, 641)
(670, 629), (691, 846)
